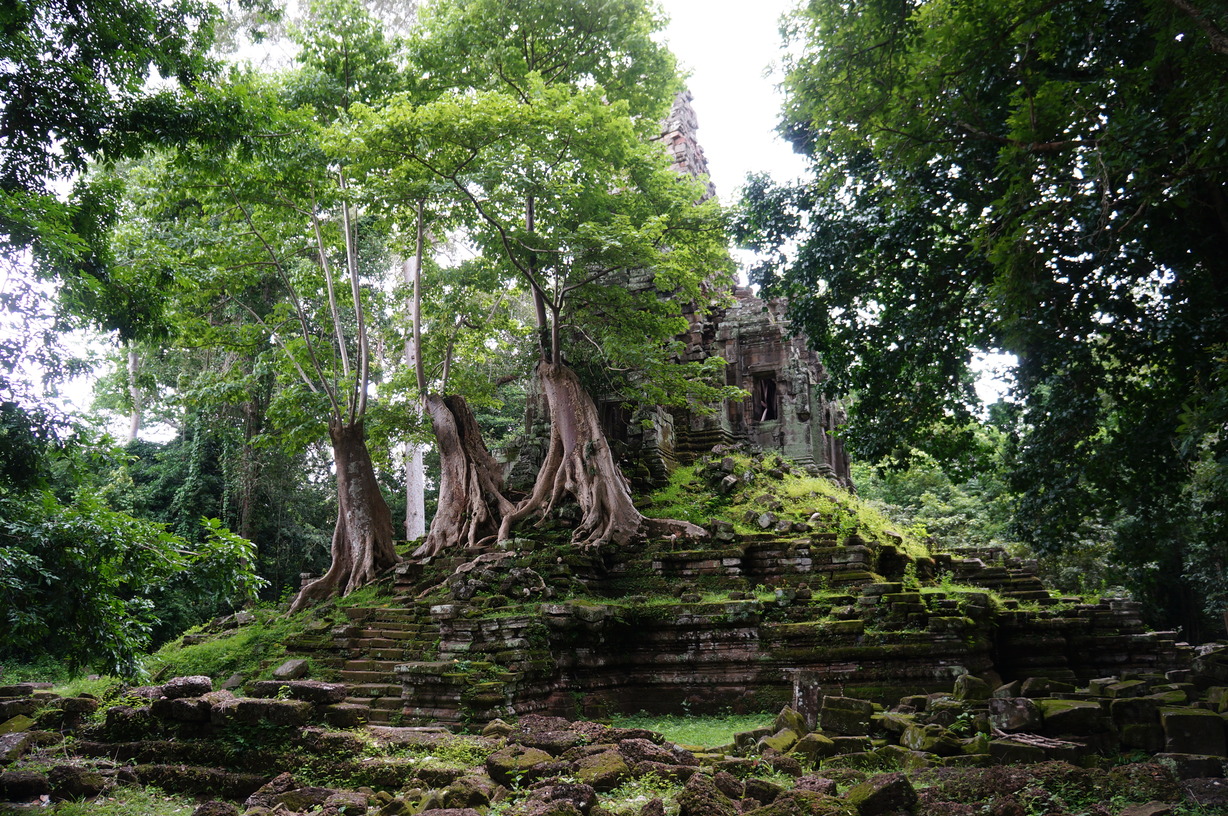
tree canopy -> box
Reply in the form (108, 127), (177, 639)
(737, 0), (1228, 633)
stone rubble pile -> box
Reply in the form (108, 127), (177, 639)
(3, 656), (1228, 814)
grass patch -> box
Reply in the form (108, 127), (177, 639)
(142, 607), (308, 683)
(383, 735), (498, 768)
(602, 773), (685, 816)
(0, 786), (197, 815)
(0, 655), (82, 686)
(610, 711), (773, 748)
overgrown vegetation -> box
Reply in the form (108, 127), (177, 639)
(0, 786), (197, 815)
(641, 451), (928, 558)
(609, 711), (772, 748)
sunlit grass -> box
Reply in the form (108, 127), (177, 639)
(610, 711), (773, 748)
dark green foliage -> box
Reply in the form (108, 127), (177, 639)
(100, 426), (334, 620)
(739, 0), (1228, 635)
(0, 0), (220, 261)
(0, 489), (261, 676)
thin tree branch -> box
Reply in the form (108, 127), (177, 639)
(1167, 0), (1228, 54)
(222, 295), (322, 398)
(338, 170), (370, 423)
(224, 184), (341, 418)
(310, 195), (352, 383)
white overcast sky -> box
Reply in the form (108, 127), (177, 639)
(658, 0), (809, 204)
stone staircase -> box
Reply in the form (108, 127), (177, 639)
(325, 602), (442, 724)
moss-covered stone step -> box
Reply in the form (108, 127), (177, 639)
(344, 683), (401, 699)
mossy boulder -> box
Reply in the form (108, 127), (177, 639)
(273, 785), (336, 812)
(791, 732), (838, 764)
(0, 714), (34, 736)
(677, 770), (738, 816)
(844, 772), (917, 816)
(774, 706), (808, 737)
(953, 675), (991, 702)
(486, 745), (556, 786)
(744, 776), (786, 805)
(442, 774), (499, 808)
(758, 728), (800, 754)
(572, 749), (629, 791)
(901, 724), (962, 757)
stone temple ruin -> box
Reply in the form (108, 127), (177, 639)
(5, 94), (1228, 808)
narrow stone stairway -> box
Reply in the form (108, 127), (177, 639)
(332, 603), (441, 724)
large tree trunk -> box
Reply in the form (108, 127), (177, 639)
(416, 393), (515, 558)
(291, 418), (398, 612)
(498, 361), (705, 550)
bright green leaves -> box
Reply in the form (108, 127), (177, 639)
(347, 71), (729, 405)
(409, 0), (679, 128)
(287, 0), (405, 115)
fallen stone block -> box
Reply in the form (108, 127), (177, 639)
(1020, 677), (1076, 697)
(757, 728), (798, 754)
(0, 715), (35, 736)
(987, 738), (1046, 764)
(676, 770), (738, 816)
(900, 724), (961, 757)
(272, 659), (310, 680)
(1160, 707), (1227, 756)
(135, 764), (268, 800)
(819, 696), (874, 736)
(247, 679), (347, 705)
(1181, 777), (1228, 809)
(0, 769), (50, 801)
(1153, 753), (1225, 780)
(791, 732), (837, 764)
(844, 772), (916, 816)
(48, 764), (109, 800)
(162, 676), (212, 699)
(0, 730), (58, 763)
(953, 675), (991, 702)
(572, 748), (629, 791)
(988, 697), (1041, 732)
(151, 696), (211, 723)
(1036, 698), (1109, 737)
(485, 745), (556, 786)
(210, 697), (312, 728)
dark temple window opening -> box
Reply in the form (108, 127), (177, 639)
(754, 376), (778, 422)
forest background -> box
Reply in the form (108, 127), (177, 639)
(2, 0), (1227, 679)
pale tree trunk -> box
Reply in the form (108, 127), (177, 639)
(291, 418), (399, 611)
(498, 361), (705, 550)
(402, 247), (428, 543)
(405, 442), (426, 541)
(416, 393), (515, 557)
(126, 345), (141, 443)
